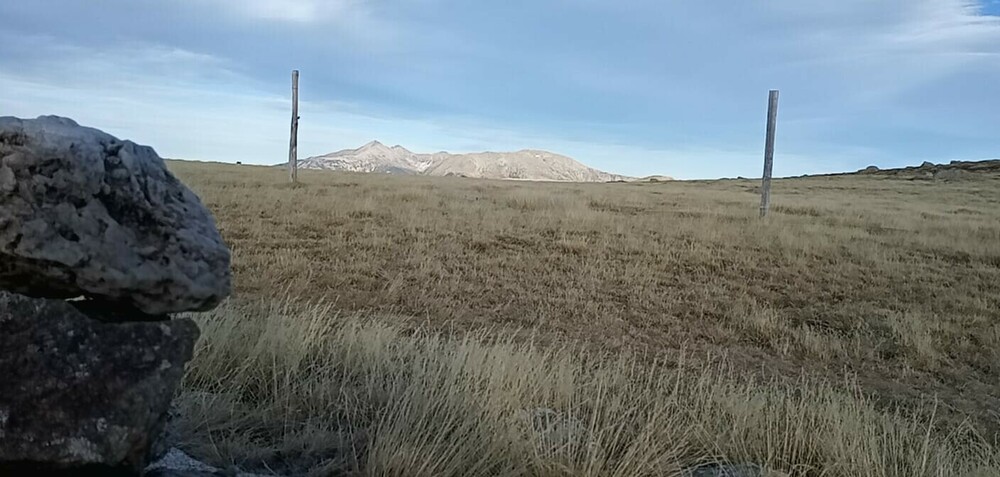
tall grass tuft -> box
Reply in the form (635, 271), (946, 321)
(176, 299), (1000, 476)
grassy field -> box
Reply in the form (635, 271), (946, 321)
(168, 160), (1000, 476)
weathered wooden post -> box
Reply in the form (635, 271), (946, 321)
(288, 70), (299, 183)
(759, 89), (779, 217)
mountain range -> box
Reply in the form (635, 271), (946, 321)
(293, 141), (641, 182)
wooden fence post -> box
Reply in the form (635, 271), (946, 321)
(289, 70), (299, 183)
(760, 89), (779, 217)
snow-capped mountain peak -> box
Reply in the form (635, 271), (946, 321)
(293, 141), (638, 182)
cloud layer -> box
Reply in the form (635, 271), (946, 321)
(0, 0), (997, 178)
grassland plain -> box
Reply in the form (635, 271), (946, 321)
(168, 160), (1000, 476)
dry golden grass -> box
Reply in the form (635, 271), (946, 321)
(175, 299), (997, 476)
(167, 160), (1000, 475)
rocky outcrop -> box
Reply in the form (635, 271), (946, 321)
(0, 291), (198, 474)
(849, 159), (1000, 181)
(0, 116), (227, 475)
(0, 116), (230, 316)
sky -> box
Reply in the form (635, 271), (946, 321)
(0, 1), (998, 179)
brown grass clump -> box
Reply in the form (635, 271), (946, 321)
(167, 160), (1000, 475)
(177, 299), (998, 476)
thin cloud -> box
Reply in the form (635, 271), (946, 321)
(179, 0), (400, 48)
(187, 0), (360, 23)
(0, 0), (997, 178)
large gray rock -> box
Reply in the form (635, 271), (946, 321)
(0, 116), (230, 315)
(0, 291), (199, 474)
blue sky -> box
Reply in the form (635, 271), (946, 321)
(1, 1), (998, 179)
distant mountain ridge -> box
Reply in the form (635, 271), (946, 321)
(293, 141), (637, 182)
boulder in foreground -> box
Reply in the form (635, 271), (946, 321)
(0, 115), (230, 315)
(0, 291), (199, 474)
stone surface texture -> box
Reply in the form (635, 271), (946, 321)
(0, 115), (230, 315)
(144, 448), (274, 477)
(143, 448), (219, 476)
(0, 291), (199, 474)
